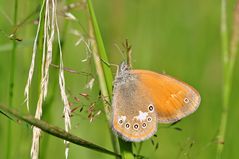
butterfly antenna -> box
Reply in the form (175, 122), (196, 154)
(122, 39), (132, 69)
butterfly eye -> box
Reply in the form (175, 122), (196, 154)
(142, 122), (147, 128)
(184, 98), (190, 104)
(133, 123), (139, 130)
(125, 123), (130, 129)
(147, 116), (152, 122)
(148, 104), (154, 112)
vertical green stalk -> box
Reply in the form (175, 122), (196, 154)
(217, 0), (229, 158)
(217, 0), (239, 158)
(118, 139), (134, 159)
(87, 0), (113, 97)
(6, 0), (18, 158)
(88, 19), (121, 157)
(87, 0), (134, 159)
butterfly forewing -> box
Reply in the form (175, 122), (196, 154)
(132, 70), (201, 123)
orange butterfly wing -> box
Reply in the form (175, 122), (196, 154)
(131, 70), (201, 123)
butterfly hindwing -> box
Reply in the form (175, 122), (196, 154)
(112, 77), (158, 142)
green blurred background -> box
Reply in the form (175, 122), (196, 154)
(0, 0), (239, 158)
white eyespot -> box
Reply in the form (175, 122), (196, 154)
(147, 116), (152, 122)
(118, 119), (124, 125)
(184, 98), (190, 104)
(133, 123), (139, 130)
(148, 104), (154, 112)
(125, 123), (130, 129)
(118, 116), (126, 125)
(142, 122), (147, 128)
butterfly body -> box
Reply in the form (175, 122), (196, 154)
(112, 62), (201, 142)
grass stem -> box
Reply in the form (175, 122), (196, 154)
(217, 0), (239, 158)
(87, 1), (134, 158)
(0, 104), (121, 158)
(6, 0), (18, 158)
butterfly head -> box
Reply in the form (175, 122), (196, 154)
(114, 61), (135, 86)
(118, 61), (130, 75)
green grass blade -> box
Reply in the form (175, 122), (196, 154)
(87, 0), (134, 158)
(87, 0), (113, 97)
(6, 0), (18, 158)
(0, 104), (121, 158)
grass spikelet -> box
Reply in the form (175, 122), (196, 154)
(24, 0), (46, 111)
(25, 0), (72, 158)
(54, 0), (71, 157)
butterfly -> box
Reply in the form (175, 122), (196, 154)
(111, 61), (201, 142)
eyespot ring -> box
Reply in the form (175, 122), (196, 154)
(147, 116), (152, 122)
(184, 98), (190, 104)
(148, 104), (154, 112)
(142, 122), (147, 128)
(125, 123), (130, 129)
(133, 123), (139, 130)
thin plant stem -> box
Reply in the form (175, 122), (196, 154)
(6, 0), (18, 158)
(88, 19), (120, 157)
(217, 0), (239, 158)
(118, 139), (133, 159)
(88, 21), (111, 118)
(87, 0), (113, 97)
(217, 0), (229, 157)
(11, 5), (41, 36)
(87, 0), (116, 151)
(0, 104), (121, 158)
(136, 142), (143, 156)
(87, 1), (134, 159)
